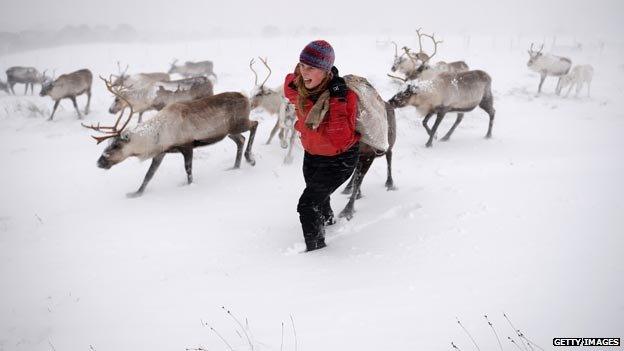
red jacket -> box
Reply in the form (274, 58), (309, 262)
(284, 73), (360, 156)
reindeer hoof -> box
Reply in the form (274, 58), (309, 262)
(126, 191), (144, 198)
(339, 209), (354, 221)
(284, 156), (294, 164)
(386, 183), (397, 191)
(425, 142), (433, 148)
(341, 187), (353, 195)
(440, 136), (450, 142)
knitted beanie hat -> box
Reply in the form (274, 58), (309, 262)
(299, 40), (335, 71)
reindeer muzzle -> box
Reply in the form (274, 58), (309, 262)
(97, 156), (113, 169)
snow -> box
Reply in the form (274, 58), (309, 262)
(0, 35), (623, 351)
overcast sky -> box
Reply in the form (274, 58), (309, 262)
(1, 0), (622, 37)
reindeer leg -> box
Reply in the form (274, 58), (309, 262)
(266, 118), (280, 145)
(575, 82), (582, 97)
(85, 89), (91, 114)
(9, 82), (15, 95)
(24, 84), (28, 95)
(244, 120), (258, 166)
(587, 81), (591, 98)
(555, 77), (563, 95)
(341, 156), (360, 195)
(565, 83), (573, 98)
(385, 149), (396, 190)
(127, 153), (166, 198)
(279, 128), (288, 149)
(339, 154), (374, 220)
(47, 100), (60, 121)
(426, 111), (446, 147)
(537, 74), (546, 94)
(422, 112), (434, 136)
(70, 97), (83, 119)
(228, 134), (245, 169)
(480, 99), (496, 139)
(180, 147), (194, 184)
(284, 127), (296, 164)
(441, 113), (464, 141)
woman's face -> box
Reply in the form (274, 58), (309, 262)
(299, 62), (327, 89)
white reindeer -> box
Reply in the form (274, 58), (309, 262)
(249, 57), (297, 164)
(557, 64), (594, 98)
(527, 43), (572, 95)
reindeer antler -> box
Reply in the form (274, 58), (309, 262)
(403, 46), (419, 68)
(81, 75), (135, 144)
(529, 43), (544, 54)
(249, 58), (259, 87)
(116, 61), (129, 77)
(387, 73), (408, 82)
(391, 41), (399, 58)
(419, 31), (443, 66)
(258, 56), (272, 88)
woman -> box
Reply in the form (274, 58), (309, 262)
(283, 40), (360, 252)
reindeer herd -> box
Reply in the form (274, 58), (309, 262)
(0, 30), (598, 219)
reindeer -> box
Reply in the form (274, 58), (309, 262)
(112, 72), (170, 89)
(39, 69), (92, 121)
(388, 70), (495, 148)
(108, 85), (156, 124)
(151, 79), (214, 110)
(6, 66), (48, 95)
(83, 77), (258, 197)
(108, 72), (173, 124)
(168, 59), (217, 81)
(156, 76), (209, 91)
(527, 43), (572, 94)
(556, 64), (594, 98)
(389, 30), (468, 82)
(249, 57), (298, 163)
(390, 42), (422, 76)
(339, 98), (396, 220)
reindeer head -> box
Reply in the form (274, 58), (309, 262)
(111, 62), (129, 87)
(83, 76), (137, 169)
(168, 59), (180, 74)
(97, 130), (135, 169)
(388, 84), (419, 108)
(38, 70), (56, 96)
(249, 57), (274, 109)
(109, 95), (126, 114)
(152, 86), (173, 110)
(527, 43), (544, 67)
(39, 80), (54, 97)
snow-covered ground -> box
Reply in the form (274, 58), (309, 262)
(1, 35), (623, 351)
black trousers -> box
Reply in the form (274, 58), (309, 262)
(297, 144), (359, 244)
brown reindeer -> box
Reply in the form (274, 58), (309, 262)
(388, 70), (495, 148)
(39, 69), (92, 121)
(83, 77), (257, 197)
(333, 76), (397, 220)
(151, 78), (214, 110)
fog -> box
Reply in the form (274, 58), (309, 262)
(2, 0), (623, 37)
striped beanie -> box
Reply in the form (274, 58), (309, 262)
(299, 40), (335, 71)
